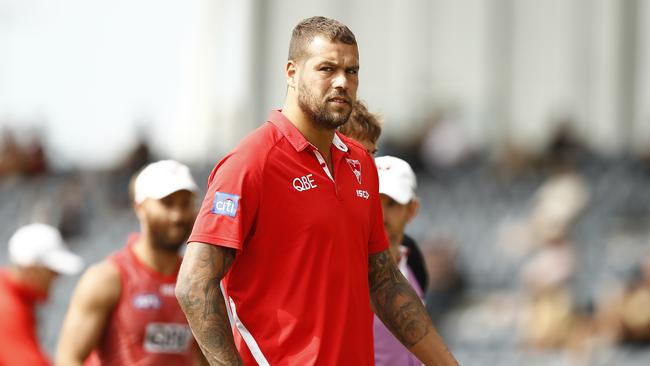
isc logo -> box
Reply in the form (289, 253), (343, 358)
(293, 174), (318, 192)
(356, 190), (369, 199)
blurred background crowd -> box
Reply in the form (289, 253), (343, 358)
(3, 1), (650, 365)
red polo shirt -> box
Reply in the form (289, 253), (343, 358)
(189, 110), (389, 365)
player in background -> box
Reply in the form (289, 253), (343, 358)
(0, 223), (84, 366)
(373, 155), (428, 365)
(56, 160), (207, 366)
(338, 100), (429, 292)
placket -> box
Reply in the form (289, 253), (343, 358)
(310, 146), (345, 200)
(312, 149), (334, 182)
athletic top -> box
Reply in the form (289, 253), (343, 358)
(373, 248), (424, 366)
(0, 269), (50, 366)
(85, 235), (195, 366)
(189, 110), (389, 365)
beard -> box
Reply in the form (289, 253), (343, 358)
(297, 80), (353, 130)
(148, 221), (193, 253)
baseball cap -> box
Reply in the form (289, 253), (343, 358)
(375, 156), (417, 205)
(8, 223), (84, 275)
(134, 160), (198, 204)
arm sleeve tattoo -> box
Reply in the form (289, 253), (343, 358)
(368, 250), (434, 348)
(176, 243), (244, 366)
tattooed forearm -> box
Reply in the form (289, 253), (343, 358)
(176, 243), (244, 366)
(368, 250), (433, 348)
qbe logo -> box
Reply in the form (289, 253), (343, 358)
(293, 174), (318, 192)
(212, 192), (240, 217)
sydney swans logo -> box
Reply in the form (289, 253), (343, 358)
(346, 159), (362, 184)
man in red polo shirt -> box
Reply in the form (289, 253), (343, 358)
(176, 16), (459, 365)
(0, 223), (84, 366)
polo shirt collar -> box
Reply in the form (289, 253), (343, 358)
(332, 132), (349, 152)
(268, 110), (349, 153)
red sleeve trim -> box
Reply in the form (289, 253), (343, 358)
(368, 239), (389, 255)
(188, 235), (242, 250)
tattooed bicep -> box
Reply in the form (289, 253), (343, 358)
(184, 242), (236, 280)
(369, 250), (392, 269)
(368, 250), (394, 285)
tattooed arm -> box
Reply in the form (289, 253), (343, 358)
(176, 242), (244, 365)
(369, 249), (459, 366)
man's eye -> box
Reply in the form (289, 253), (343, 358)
(347, 69), (358, 75)
(320, 67), (333, 72)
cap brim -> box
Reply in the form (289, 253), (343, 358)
(41, 249), (84, 275)
(136, 183), (199, 203)
(378, 185), (413, 205)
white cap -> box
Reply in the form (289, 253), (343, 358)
(134, 160), (198, 204)
(9, 223), (84, 275)
(375, 156), (417, 205)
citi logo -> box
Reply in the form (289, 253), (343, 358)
(212, 192), (240, 217)
(293, 174), (318, 192)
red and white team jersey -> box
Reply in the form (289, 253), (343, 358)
(190, 110), (389, 365)
(85, 235), (195, 366)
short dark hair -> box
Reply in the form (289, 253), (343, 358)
(338, 100), (382, 143)
(288, 16), (357, 62)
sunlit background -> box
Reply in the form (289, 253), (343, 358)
(2, 1), (650, 365)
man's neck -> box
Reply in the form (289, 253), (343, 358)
(132, 234), (179, 276)
(8, 267), (49, 297)
(282, 102), (335, 154)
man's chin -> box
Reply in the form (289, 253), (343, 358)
(155, 235), (188, 253)
(157, 242), (184, 253)
(318, 112), (351, 130)
(328, 103), (351, 116)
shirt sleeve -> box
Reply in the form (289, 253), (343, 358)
(189, 149), (263, 250)
(366, 154), (389, 254)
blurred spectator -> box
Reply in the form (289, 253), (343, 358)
(121, 138), (152, 176)
(109, 136), (152, 208)
(0, 129), (48, 179)
(598, 252), (650, 345)
(0, 129), (24, 178)
(494, 141), (533, 180)
(541, 122), (584, 174)
(57, 174), (88, 239)
(419, 108), (474, 171)
(494, 120), (585, 180)
(0, 224), (83, 366)
(424, 235), (465, 323)
(519, 171), (590, 348)
(22, 134), (48, 176)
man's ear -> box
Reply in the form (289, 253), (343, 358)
(286, 60), (298, 89)
(133, 201), (146, 222)
(407, 198), (420, 223)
